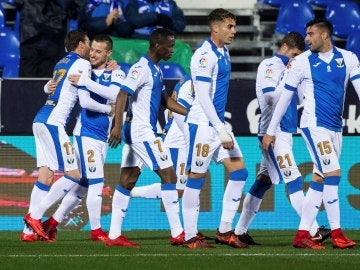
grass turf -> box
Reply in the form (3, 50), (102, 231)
(0, 230), (358, 270)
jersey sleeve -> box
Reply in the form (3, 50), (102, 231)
(176, 78), (193, 109)
(121, 64), (146, 95)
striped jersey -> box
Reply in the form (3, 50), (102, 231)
(186, 38), (231, 126)
(33, 52), (91, 127)
(121, 55), (165, 143)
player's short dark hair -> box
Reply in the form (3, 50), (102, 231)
(65, 30), (88, 52)
(281, 32), (305, 51)
(149, 28), (174, 48)
(93, 34), (113, 51)
(306, 17), (333, 35)
(208, 8), (236, 26)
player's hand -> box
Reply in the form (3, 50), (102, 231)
(108, 126), (122, 148)
(106, 9), (119, 26)
(68, 74), (81, 85)
(108, 103), (115, 117)
(218, 127), (234, 150)
(47, 80), (57, 95)
(262, 134), (275, 152)
(106, 60), (119, 71)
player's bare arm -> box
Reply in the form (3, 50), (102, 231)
(161, 93), (187, 116)
(108, 90), (128, 148)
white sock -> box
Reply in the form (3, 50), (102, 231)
(87, 180), (104, 230)
(31, 175), (79, 220)
(108, 186), (131, 239)
(235, 194), (262, 235)
(219, 180), (245, 233)
(130, 183), (161, 199)
(299, 182), (323, 231)
(52, 183), (88, 223)
(23, 181), (50, 234)
(161, 184), (183, 237)
(182, 186), (201, 241)
(323, 176), (341, 230)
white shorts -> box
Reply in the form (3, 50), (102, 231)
(301, 126), (342, 176)
(168, 146), (188, 190)
(187, 124), (243, 174)
(33, 122), (78, 172)
(74, 135), (107, 179)
(121, 137), (173, 171)
(258, 131), (301, 184)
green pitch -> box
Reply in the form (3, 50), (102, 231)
(1, 230), (358, 270)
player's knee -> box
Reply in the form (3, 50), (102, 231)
(249, 179), (272, 199)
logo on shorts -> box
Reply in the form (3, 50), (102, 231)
(195, 160), (203, 167)
(323, 158), (331, 165)
(67, 158), (75, 164)
(89, 166), (96, 172)
(284, 170), (291, 177)
(160, 154), (168, 161)
(180, 178), (187, 185)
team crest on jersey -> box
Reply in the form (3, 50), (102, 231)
(199, 57), (207, 68)
(265, 68), (273, 78)
(160, 154), (168, 161)
(335, 58), (344, 68)
(130, 69), (140, 80)
(180, 178), (187, 185)
(89, 166), (96, 172)
(284, 170), (291, 177)
(67, 158), (75, 164)
(196, 160), (204, 167)
(103, 73), (111, 82)
(323, 158), (331, 165)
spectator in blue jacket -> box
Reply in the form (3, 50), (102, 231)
(78, 0), (133, 39)
(125, 0), (185, 39)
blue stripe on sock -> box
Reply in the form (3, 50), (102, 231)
(309, 181), (324, 192)
(35, 181), (50, 191)
(249, 180), (272, 199)
(186, 177), (205, 190)
(115, 185), (130, 196)
(286, 177), (303, 195)
(229, 168), (248, 181)
(324, 176), (340, 186)
(161, 183), (176, 190)
(88, 178), (104, 185)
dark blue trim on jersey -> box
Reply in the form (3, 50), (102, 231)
(284, 84), (297, 91)
(309, 181), (324, 192)
(169, 148), (179, 169)
(144, 141), (159, 171)
(115, 185), (130, 196)
(262, 87), (275, 93)
(46, 124), (64, 171)
(196, 76), (211, 82)
(186, 123), (198, 172)
(35, 181), (50, 191)
(301, 128), (323, 173)
(177, 98), (191, 109)
(161, 183), (176, 190)
(121, 85), (135, 95)
(350, 74), (360, 81)
(89, 178), (104, 185)
(274, 53), (290, 66)
(186, 177), (205, 189)
(111, 81), (122, 88)
(75, 135), (87, 178)
(324, 175), (341, 186)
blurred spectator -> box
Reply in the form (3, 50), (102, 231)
(125, 0), (185, 39)
(78, 0), (133, 39)
(15, 0), (83, 78)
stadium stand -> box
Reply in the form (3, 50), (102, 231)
(346, 29), (360, 59)
(275, 1), (315, 36)
(0, 27), (19, 78)
(308, 0), (337, 8)
(159, 62), (186, 80)
(325, 1), (360, 39)
(118, 62), (132, 75)
(257, 0), (283, 7)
